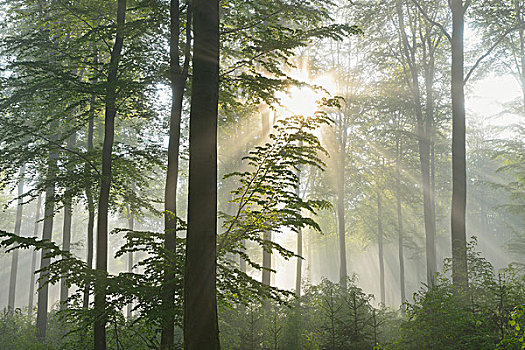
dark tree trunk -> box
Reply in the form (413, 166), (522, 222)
(28, 193), (42, 317)
(449, 0), (468, 289)
(36, 141), (58, 340)
(182, 0), (220, 347)
(161, 1), (191, 348)
(60, 132), (76, 310)
(59, 198), (72, 309)
(93, 1), (126, 349)
(126, 204), (134, 319)
(8, 165), (25, 313)
(83, 51), (97, 310)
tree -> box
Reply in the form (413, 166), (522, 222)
(161, 0), (191, 347)
(7, 165), (25, 313)
(449, 0), (469, 290)
(395, 0), (447, 286)
(60, 131), (76, 309)
(182, 0), (220, 348)
(94, 0), (126, 348)
(28, 193), (42, 317)
(36, 138), (59, 340)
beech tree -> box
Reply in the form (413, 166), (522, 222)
(182, 0), (220, 348)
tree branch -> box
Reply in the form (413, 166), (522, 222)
(464, 26), (520, 84)
(410, 0), (451, 42)
(220, 11), (280, 35)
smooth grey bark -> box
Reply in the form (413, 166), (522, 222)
(395, 140), (406, 311)
(83, 50), (97, 310)
(449, 0), (469, 289)
(60, 132), (76, 310)
(336, 113), (348, 288)
(28, 193), (42, 317)
(396, 0), (438, 286)
(377, 188), (385, 305)
(260, 103), (272, 287)
(8, 165), (26, 313)
(94, 1), (126, 348)
(182, 0), (220, 347)
(161, 1), (191, 348)
(36, 139), (58, 339)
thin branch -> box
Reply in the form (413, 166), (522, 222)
(33, 133), (101, 176)
(464, 26), (520, 84)
(410, 0), (451, 42)
(220, 11), (280, 35)
(464, 0), (471, 12)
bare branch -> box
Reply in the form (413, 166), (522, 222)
(410, 0), (451, 42)
(464, 26), (520, 84)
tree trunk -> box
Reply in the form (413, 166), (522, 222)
(161, 2), (191, 348)
(83, 50), (97, 310)
(126, 204), (134, 319)
(377, 189), (385, 305)
(395, 141), (406, 311)
(396, 0), (437, 287)
(28, 193), (42, 317)
(60, 132), (76, 310)
(94, 1), (126, 349)
(260, 103), (272, 286)
(449, 0), (468, 289)
(59, 198), (72, 310)
(295, 169), (302, 298)
(517, 0), (525, 114)
(183, 0), (220, 347)
(36, 141), (58, 340)
(8, 165), (25, 313)
(336, 114), (348, 288)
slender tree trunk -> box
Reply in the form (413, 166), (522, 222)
(377, 189), (385, 305)
(60, 132), (76, 310)
(36, 141), (58, 339)
(336, 115), (348, 288)
(239, 139), (248, 274)
(94, 1), (126, 348)
(239, 240), (247, 273)
(517, 1), (525, 114)
(396, 0), (437, 287)
(183, 0), (220, 347)
(424, 52), (438, 285)
(161, 2), (191, 348)
(260, 104), (273, 286)
(126, 204), (134, 319)
(8, 165), (25, 313)
(395, 141), (406, 311)
(59, 199), (72, 310)
(83, 50), (97, 310)
(295, 169), (302, 297)
(28, 193), (42, 317)
(449, 0), (468, 289)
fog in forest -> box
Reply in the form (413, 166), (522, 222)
(0, 0), (524, 349)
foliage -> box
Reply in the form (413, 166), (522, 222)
(219, 111), (333, 278)
(390, 240), (525, 350)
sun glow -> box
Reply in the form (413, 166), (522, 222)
(275, 70), (337, 118)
